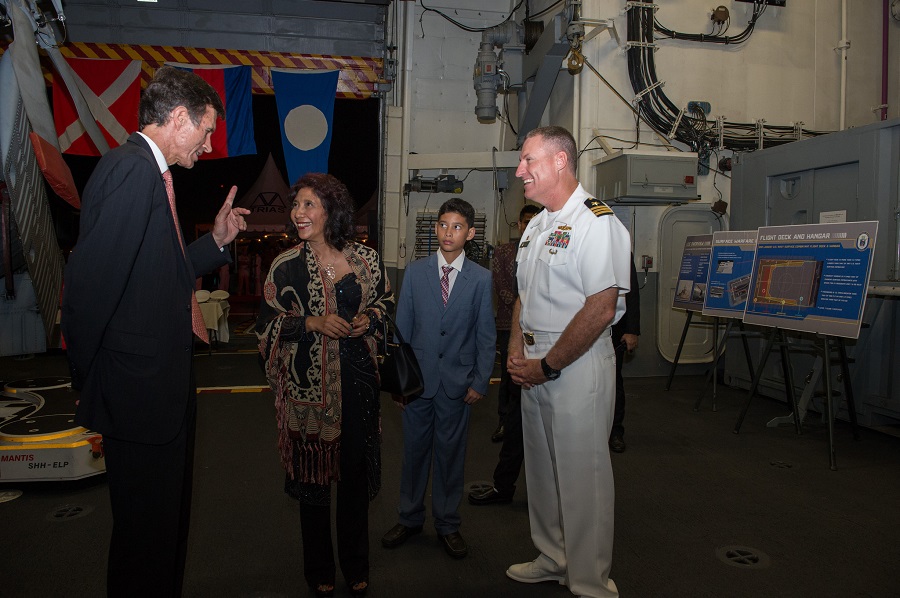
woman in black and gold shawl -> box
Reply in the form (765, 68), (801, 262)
(257, 173), (393, 598)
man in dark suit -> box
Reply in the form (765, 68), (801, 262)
(609, 256), (641, 453)
(62, 66), (248, 597)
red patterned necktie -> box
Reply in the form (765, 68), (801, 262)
(163, 170), (209, 343)
(441, 265), (452, 306)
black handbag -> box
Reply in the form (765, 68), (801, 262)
(379, 312), (424, 401)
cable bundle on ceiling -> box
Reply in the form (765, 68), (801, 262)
(625, 1), (828, 153)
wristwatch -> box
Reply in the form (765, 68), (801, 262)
(540, 357), (561, 381)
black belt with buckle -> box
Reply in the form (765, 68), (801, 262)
(523, 332), (535, 346)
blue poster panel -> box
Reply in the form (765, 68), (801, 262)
(702, 231), (758, 319)
(673, 234), (713, 313)
(743, 221), (878, 339)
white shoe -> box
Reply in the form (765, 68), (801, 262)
(506, 560), (565, 584)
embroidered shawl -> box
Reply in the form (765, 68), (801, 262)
(257, 241), (393, 483)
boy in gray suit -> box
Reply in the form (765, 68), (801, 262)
(381, 198), (496, 559)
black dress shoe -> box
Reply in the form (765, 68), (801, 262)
(439, 531), (468, 558)
(381, 523), (423, 548)
(468, 487), (513, 506)
(609, 435), (626, 453)
(491, 424), (505, 443)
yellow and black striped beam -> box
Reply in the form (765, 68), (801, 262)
(0, 42), (382, 99)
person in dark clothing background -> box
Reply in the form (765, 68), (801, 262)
(468, 204), (540, 505)
(609, 256), (641, 453)
(489, 204), (541, 443)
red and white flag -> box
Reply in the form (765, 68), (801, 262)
(52, 57), (141, 156)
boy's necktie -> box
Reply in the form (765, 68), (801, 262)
(441, 265), (452, 306)
(163, 170), (210, 343)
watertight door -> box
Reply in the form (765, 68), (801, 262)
(657, 205), (725, 363)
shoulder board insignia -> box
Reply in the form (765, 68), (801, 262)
(584, 197), (613, 217)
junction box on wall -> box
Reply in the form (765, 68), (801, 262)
(594, 150), (700, 204)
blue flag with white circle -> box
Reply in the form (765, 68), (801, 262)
(272, 69), (339, 185)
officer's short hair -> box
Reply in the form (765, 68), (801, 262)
(526, 126), (577, 174)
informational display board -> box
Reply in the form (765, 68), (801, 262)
(673, 234), (713, 312)
(702, 231), (758, 319)
(743, 221), (878, 338)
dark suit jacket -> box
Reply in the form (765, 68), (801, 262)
(62, 133), (230, 444)
(612, 254), (641, 343)
(395, 253), (495, 399)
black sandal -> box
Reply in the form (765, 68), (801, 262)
(349, 580), (368, 597)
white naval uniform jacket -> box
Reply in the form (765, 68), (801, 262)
(515, 183), (632, 335)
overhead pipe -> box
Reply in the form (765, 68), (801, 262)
(837, 0), (849, 130)
(395, 0), (415, 266)
(882, 0), (889, 121)
(473, 21), (524, 122)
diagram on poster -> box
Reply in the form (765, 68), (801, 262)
(743, 221), (878, 338)
(673, 234), (713, 312)
(702, 231), (757, 318)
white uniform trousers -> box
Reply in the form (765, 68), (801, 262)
(522, 329), (619, 598)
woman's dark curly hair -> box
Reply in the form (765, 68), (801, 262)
(290, 173), (355, 250)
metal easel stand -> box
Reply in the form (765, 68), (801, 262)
(766, 336), (861, 470)
(694, 319), (757, 412)
(816, 335), (860, 470)
(665, 311), (694, 391)
(766, 354), (822, 429)
(738, 331), (859, 470)
(733, 327), (802, 436)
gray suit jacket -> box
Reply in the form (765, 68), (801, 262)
(395, 253), (495, 399)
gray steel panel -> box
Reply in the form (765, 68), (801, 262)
(728, 118), (900, 428)
(269, 37), (382, 57)
(272, 17), (381, 41)
(186, 13), (271, 34)
(59, 0), (385, 57)
(272, 0), (384, 20)
(185, 0), (267, 14)
(731, 118), (900, 284)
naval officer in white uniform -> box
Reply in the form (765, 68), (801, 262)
(506, 126), (631, 598)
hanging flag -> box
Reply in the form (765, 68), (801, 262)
(52, 57), (140, 156)
(272, 69), (339, 185)
(169, 63), (257, 160)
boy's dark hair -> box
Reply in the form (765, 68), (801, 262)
(519, 204), (541, 221)
(438, 197), (476, 228)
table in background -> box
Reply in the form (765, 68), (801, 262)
(198, 299), (230, 344)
